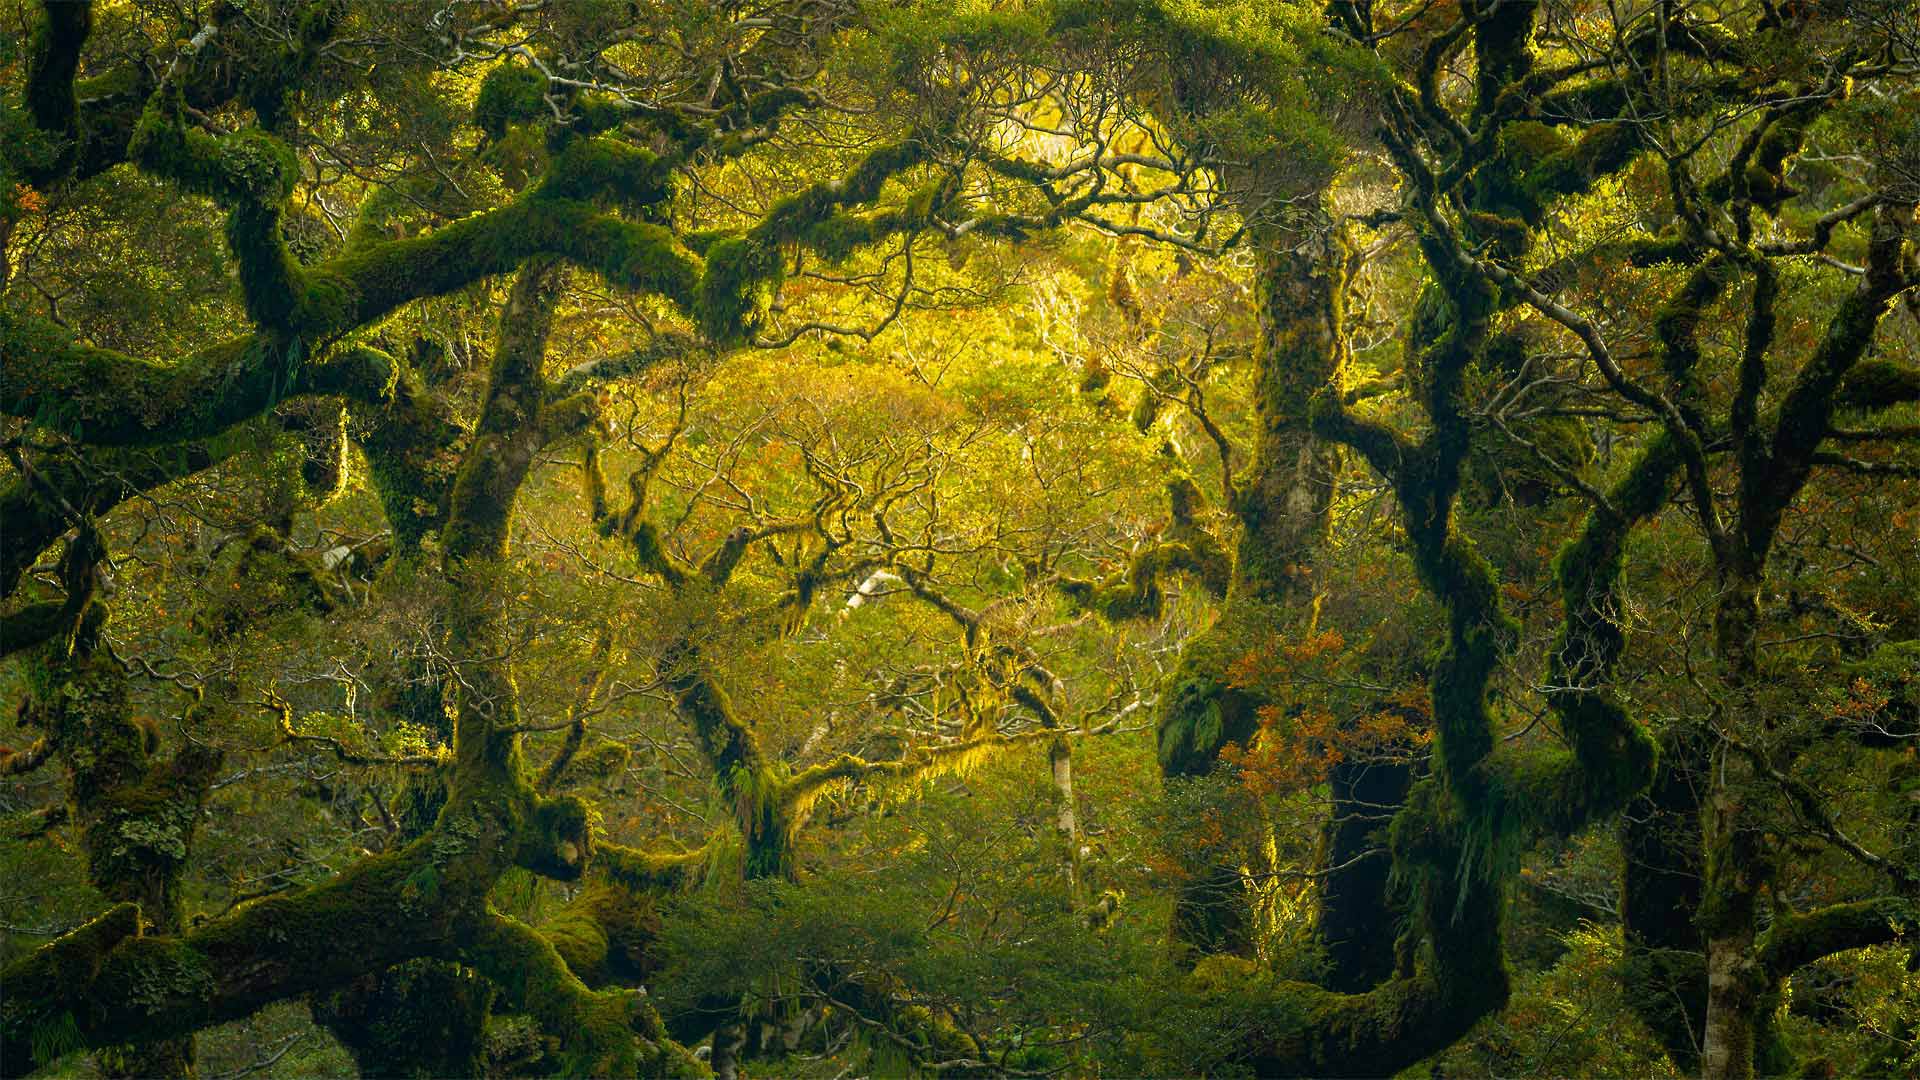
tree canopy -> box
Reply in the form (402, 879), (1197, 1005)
(2, 1), (1918, 1078)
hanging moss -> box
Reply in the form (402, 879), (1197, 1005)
(349, 364), (463, 551)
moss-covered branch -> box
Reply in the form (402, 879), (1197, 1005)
(1060, 476), (1230, 621)
(0, 601), (67, 660)
(128, 74), (303, 331)
(696, 137), (938, 341)
(2, 140), (694, 447)
(345, 356), (466, 552)
(0, 436), (248, 597)
(598, 842), (711, 893)
(0, 840), (468, 1077)
(458, 909), (701, 1078)
(1493, 434), (1678, 837)
(1757, 897), (1918, 979)
(1834, 358), (1920, 413)
(781, 729), (1059, 809)
(1746, 204), (1917, 559)
(0, 309), (396, 447)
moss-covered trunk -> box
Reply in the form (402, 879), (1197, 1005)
(1316, 751), (1412, 993)
(25, 535), (219, 1077)
(1693, 204), (1914, 1080)
(308, 339), (483, 1076)
(1699, 573), (1780, 1080)
(659, 637), (790, 881)
(309, 960), (494, 1079)
(1620, 727), (1708, 1071)
(308, 672), (483, 1077)
(2, 259), (692, 1079)
(1158, 230), (1347, 961)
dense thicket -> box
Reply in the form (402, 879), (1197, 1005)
(2, 1), (1917, 1078)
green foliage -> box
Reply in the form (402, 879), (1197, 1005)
(654, 782), (1155, 1074)
(30, 1010), (83, 1068)
(4, 2), (1920, 1076)
(1426, 923), (1681, 1078)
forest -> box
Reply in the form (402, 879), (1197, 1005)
(0, 1), (1917, 1077)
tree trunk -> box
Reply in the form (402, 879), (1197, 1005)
(31, 538), (220, 1077)
(1050, 734), (1085, 906)
(1620, 727), (1708, 1071)
(310, 960), (494, 1079)
(1159, 230), (1349, 962)
(1317, 750), (1412, 992)
(1699, 573), (1773, 1080)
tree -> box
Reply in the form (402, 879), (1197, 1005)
(5, 1), (1917, 1077)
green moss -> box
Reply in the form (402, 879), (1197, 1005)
(538, 137), (669, 211)
(1470, 413), (1593, 507)
(569, 93), (628, 135)
(695, 238), (779, 342)
(1130, 384), (1162, 432)
(189, 526), (334, 639)
(313, 960), (494, 1079)
(1834, 359), (1920, 411)
(22, 0), (88, 135)
(1155, 604), (1272, 778)
(517, 796), (594, 880)
(0, 903), (138, 1072)
(1060, 484), (1227, 624)
(1744, 107), (1818, 209)
(0, 308), (278, 445)
(542, 885), (663, 988)
(459, 912), (694, 1078)
(130, 85), (297, 207)
(475, 63), (548, 138)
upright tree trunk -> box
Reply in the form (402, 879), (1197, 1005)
(1620, 727), (1708, 1071)
(1051, 735), (1085, 907)
(1316, 751), (1412, 992)
(1158, 227), (1350, 961)
(1700, 572), (1783, 1080)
